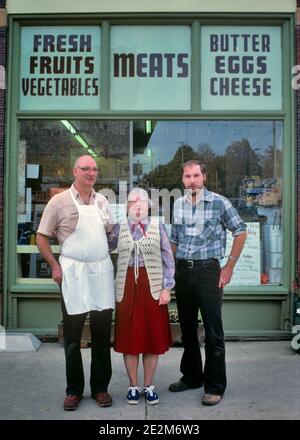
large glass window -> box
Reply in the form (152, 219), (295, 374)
(17, 119), (282, 286)
(133, 120), (283, 286)
(17, 120), (130, 279)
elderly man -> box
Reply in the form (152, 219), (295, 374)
(36, 155), (115, 411)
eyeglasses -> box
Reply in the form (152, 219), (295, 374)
(76, 166), (98, 173)
(128, 199), (148, 204)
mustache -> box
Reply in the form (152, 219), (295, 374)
(187, 187), (202, 190)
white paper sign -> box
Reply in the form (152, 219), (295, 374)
(220, 222), (261, 286)
(27, 164), (39, 179)
(25, 187), (32, 222)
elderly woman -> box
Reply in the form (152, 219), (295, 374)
(108, 188), (175, 405)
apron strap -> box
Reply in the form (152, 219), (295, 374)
(69, 188), (97, 209)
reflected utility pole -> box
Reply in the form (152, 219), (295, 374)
(177, 141), (186, 167)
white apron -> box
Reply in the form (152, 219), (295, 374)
(59, 189), (115, 315)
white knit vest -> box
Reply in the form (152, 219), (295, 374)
(115, 218), (163, 302)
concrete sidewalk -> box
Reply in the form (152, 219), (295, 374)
(0, 341), (299, 420)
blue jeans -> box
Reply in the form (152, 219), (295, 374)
(175, 259), (226, 395)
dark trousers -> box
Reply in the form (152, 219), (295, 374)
(61, 298), (113, 397)
(175, 259), (226, 396)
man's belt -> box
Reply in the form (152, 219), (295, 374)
(176, 258), (217, 269)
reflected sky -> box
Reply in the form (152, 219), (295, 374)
(133, 120), (283, 175)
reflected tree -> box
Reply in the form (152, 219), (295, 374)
(140, 144), (196, 190)
(224, 138), (260, 198)
(196, 143), (225, 193)
(259, 145), (282, 179)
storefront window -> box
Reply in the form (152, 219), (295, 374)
(17, 120), (130, 279)
(133, 120), (283, 286)
(17, 119), (282, 286)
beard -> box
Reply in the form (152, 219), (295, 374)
(189, 187), (202, 194)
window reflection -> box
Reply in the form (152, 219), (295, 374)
(17, 119), (283, 286)
(133, 120), (283, 286)
(133, 120), (282, 200)
(17, 120), (130, 279)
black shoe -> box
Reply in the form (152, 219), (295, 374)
(168, 380), (202, 392)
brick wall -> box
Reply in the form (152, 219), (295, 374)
(297, 5), (300, 286)
(0, 0), (6, 324)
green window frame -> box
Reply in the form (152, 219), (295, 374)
(3, 12), (295, 333)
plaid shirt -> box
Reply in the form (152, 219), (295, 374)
(170, 188), (246, 260)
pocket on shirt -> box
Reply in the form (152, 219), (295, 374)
(202, 218), (222, 240)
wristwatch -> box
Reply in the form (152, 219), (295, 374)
(228, 255), (238, 262)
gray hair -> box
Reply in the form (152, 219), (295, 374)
(128, 187), (152, 207)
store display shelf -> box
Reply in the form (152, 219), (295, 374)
(17, 245), (60, 254)
(244, 188), (265, 194)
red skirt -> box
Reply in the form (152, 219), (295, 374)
(114, 267), (172, 355)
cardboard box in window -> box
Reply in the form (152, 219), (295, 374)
(258, 191), (281, 206)
(33, 191), (49, 203)
(50, 187), (69, 199)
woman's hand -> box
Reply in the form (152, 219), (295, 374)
(159, 288), (171, 305)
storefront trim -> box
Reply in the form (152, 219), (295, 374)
(3, 12), (296, 336)
(7, 289), (290, 338)
(6, 0), (297, 15)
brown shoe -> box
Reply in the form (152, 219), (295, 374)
(202, 393), (222, 406)
(63, 395), (82, 411)
(92, 392), (112, 407)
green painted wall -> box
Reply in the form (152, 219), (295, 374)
(6, 0), (297, 14)
(3, 10), (296, 338)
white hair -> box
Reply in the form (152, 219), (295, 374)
(128, 187), (152, 207)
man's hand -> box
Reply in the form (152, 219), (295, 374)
(51, 261), (63, 284)
(218, 264), (234, 288)
(218, 231), (247, 288)
(36, 233), (62, 285)
(159, 288), (171, 305)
